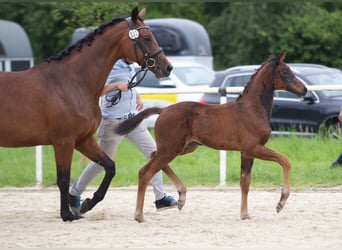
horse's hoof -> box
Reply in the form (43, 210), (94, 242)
(80, 198), (92, 214)
(61, 212), (83, 222)
(134, 212), (145, 223)
(134, 216), (145, 223)
(240, 213), (251, 220)
(276, 202), (284, 213)
(177, 200), (185, 210)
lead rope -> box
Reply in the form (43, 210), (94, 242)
(106, 67), (148, 107)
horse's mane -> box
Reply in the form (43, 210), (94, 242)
(45, 16), (126, 62)
(236, 55), (277, 100)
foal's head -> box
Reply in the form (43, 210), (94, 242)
(272, 51), (307, 96)
(124, 7), (173, 78)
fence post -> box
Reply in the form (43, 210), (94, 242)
(36, 145), (43, 187)
(218, 87), (227, 186)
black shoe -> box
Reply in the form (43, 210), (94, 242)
(155, 195), (177, 211)
(330, 161), (342, 168)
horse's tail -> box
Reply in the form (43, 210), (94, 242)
(114, 107), (162, 135)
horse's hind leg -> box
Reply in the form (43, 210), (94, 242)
(53, 143), (82, 221)
(75, 137), (116, 214)
(134, 160), (157, 222)
(162, 164), (187, 210)
(240, 154), (254, 220)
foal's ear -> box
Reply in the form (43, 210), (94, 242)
(278, 50), (286, 62)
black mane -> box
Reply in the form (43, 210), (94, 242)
(46, 17), (125, 62)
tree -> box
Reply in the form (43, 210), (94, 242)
(273, 4), (342, 68)
(0, 2), (136, 63)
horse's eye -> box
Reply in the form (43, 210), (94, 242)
(143, 36), (151, 43)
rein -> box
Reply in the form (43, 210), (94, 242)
(106, 17), (161, 107)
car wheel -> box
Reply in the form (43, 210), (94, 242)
(319, 121), (342, 139)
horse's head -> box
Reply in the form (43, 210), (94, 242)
(273, 51), (307, 97)
(124, 7), (173, 78)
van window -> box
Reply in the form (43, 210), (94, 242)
(150, 27), (182, 53)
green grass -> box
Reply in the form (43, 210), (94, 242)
(0, 134), (341, 188)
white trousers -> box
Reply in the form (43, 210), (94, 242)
(69, 117), (165, 201)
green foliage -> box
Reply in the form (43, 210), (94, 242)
(274, 4), (342, 67)
(0, 2), (341, 69)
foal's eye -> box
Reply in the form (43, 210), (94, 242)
(282, 69), (289, 75)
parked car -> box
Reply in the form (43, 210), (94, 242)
(135, 61), (215, 127)
(199, 63), (342, 137)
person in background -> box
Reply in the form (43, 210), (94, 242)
(69, 58), (177, 215)
(330, 105), (342, 168)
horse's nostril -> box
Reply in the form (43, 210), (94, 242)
(167, 65), (173, 74)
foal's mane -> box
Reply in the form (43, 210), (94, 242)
(237, 55), (277, 100)
(46, 16), (126, 62)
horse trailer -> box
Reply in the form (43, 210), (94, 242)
(0, 19), (34, 71)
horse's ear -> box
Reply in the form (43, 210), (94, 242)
(131, 7), (139, 21)
(278, 50), (286, 62)
(139, 7), (146, 20)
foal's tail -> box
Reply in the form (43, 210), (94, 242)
(114, 107), (162, 135)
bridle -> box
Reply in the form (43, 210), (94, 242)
(106, 17), (164, 107)
(125, 17), (164, 71)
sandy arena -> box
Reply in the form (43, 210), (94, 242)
(0, 185), (341, 248)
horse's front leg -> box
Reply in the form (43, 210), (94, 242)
(251, 145), (291, 213)
(75, 137), (116, 214)
(53, 143), (82, 221)
(240, 154), (254, 220)
(162, 164), (186, 210)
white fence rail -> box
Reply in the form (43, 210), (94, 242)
(137, 85), (342, 94)
(35, 85), (342, 187)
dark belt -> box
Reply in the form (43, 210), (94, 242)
(115, 113), (135, 121)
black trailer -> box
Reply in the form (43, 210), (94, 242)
(71, 18), (213, 69)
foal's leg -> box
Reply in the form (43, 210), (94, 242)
(53, 143), (82, 221)
(134, 159), (160, 223)
(75, 137), (116, 214)
(240, 154), (254, 220)
(251, 145), (291, 213)
(162, 165), (187, 210)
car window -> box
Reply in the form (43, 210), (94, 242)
(304, 70), (342, 97)
(274, 91), (298, 99)
(223, 75), (251, 88)
(136, 70), (173, 88)
(173, 66), (215, 86)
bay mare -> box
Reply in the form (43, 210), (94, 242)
(0, 7), (172, 221)
(115, 51), (307, 222)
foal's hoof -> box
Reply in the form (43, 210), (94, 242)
(276, 201), (284, 213)
(177, 200), (185, 210)
(80, 198), (92, 214)
(134, 213), (145, 223)
(240, 213), (251, 220)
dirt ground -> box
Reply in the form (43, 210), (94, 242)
(0, 185), (341, 248)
